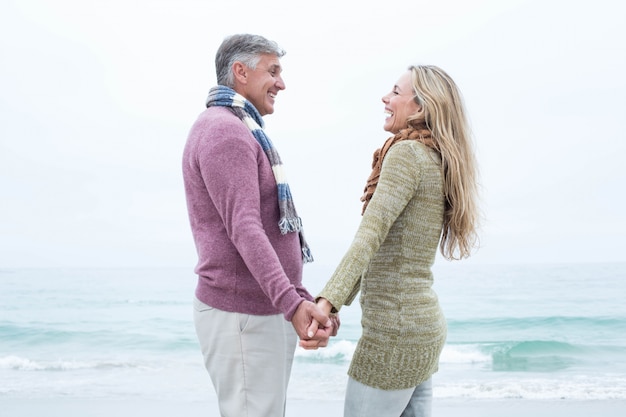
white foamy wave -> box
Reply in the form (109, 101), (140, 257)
(435, 375), (626, 400)
(0, 355), (144, 371)
(295, 341), (492, 365)
(295, 339), (355, 362)
(439, 344), (492, 364)
(0, 356), (47, 371)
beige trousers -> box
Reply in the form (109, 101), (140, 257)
(193, 297), (298, 417)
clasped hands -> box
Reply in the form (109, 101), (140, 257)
(292, 298), (339, 350)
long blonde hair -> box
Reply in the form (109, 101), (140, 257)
(408, 65), (479, 260)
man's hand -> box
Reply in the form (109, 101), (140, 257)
(297, 297), (340, 350)
(299, 314), (340, 349)
(291, 300), (332, 348)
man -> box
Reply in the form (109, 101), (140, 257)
(182, 34), (335, 417)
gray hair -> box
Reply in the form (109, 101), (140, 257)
(215, 34), (286, 87)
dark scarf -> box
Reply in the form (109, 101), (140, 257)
(206, 85), (313, 263)
(360, 124), (438, 215)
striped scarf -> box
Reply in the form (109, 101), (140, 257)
(206, 85), (313, 263)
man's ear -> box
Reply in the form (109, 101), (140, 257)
(233, 61), (248, 85)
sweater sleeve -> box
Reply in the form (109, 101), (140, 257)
(196, 119), (305, 320)
(318, 141), (424, 311)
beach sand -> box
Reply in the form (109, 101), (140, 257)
(2, 398), (625, 416)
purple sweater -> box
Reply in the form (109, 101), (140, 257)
(182, 106), (313, 321)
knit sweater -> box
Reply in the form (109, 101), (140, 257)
(182, 106), (313, 321)
(318, 140), (447, 390)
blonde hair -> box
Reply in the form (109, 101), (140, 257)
(408, 65), (479, 260)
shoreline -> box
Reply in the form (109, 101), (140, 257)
(2, 397), (625, 417)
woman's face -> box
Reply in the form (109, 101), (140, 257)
(382, 71), (421, 134)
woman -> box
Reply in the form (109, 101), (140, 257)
(314, 65), (479, 416)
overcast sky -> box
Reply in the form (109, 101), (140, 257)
(1, 0), (625, 271)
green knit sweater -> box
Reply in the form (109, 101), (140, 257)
(319, 140), (447, 390)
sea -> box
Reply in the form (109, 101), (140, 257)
(1, 262), (626, 404)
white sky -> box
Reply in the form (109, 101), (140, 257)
(1, 0), (625, 270)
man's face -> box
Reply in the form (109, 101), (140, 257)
(240, 54), (285, 116)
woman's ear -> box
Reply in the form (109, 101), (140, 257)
(412, 104), (426, 122)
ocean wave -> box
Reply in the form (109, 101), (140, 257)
(299, 339), (626, 372)
(443, 340), (626, 372)
(0, 355), (149, 372)
(295, 339), (355, 363)
(439, 344), (492, 364)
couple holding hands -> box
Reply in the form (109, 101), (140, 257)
(182, 33), (479, 417)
